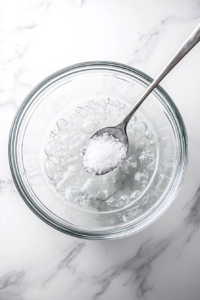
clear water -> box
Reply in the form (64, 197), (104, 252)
(43, 98), (157, 212)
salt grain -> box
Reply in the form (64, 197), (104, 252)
(82, 133), (127, 175)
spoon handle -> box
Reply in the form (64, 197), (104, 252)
(120, 23), (200, 129)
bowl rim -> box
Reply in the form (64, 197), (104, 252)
(8, 61), (188, 240)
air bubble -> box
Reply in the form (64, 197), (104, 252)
(122, 155), (137, 174)
(106, 197), (119, 208)
(119, 195), (129, 206)
(71, 116), (83, 128)
(79, 108), (88, 117)
(98, 108), (106, 115)
(105, 98), (110, 104)
(139, 149), (155, 166)
(93, 120), (99, 126)
(55, 151), (64, 158)
(130, 190), (141, 199)
(75, 107), (82, 113)
(145, 130), (153, 139)
(134, 172), (146, 182)
(44, 98), (157, 211)
(53, 134), (60, 141)
(49, 156), (61, 166)
(100, 100), (107, 107)
(81, 120), (95, 133)
(57, 119), (68, 129)
(45, 142), (56, 156)
(109, 100), (114, 105)
(114, 100), (120, 107)
(89, 100), (99, 111)
(135, 122), (147, 132)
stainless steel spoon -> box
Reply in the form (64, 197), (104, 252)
(84, 23), (200, 175)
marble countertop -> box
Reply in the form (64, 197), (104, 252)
(1, 0), (200, 299)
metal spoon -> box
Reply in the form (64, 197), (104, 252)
(84, 23), (200, 175)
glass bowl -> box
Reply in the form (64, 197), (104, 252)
(8, 62), (188, 240)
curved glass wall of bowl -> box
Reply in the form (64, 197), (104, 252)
(8, 62), (188, 239)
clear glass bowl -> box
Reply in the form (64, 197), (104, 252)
(8, 62), (188, 240)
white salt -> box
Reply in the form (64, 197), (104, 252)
(82, 133), (127, 175)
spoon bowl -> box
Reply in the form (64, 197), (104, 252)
(83, 124), (128, 175)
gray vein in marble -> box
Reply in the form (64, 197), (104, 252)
(58, 241), (85, 269)
(43, 241), (85, 287)
(0, 179), (6, 194)
(91, 239), (169, 300)
(183, 187), (200, 242)
(129, 17), (173, 65)
(0, 271), (25, 300)
(25, 0), (53, 17)
(0, 178), (16, 193)
(0, 271), (24, 290)
(71, 0), (87, 8)
(129, 4), (200, 67)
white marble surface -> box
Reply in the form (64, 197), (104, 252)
(1, 0), (200, 299)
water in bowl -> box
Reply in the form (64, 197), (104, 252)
(42, 97), (158, 212)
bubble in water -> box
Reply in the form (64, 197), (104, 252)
(136, 122), (147, 132)
(43, 97), (157, 212)
(79, 108), (88, 117)
(145, 130), (153, 139)
(120, 103), (126, 109)
(45, 142), (56, 156)
(139, 148), (155, 166)
(130, 190), (141, 200)
(105, 98), (110, 104)
(100, 100), (107, 107)
(128, 155), (137, 168)
(98, 108), (106, 116)
(97, 190), (111, 201)
(134, 172), (146, 182)
(106, 197), (119, 208)
(75, 107), (82, 113)
(71, 116), (83, 128)
(130, 115), (137, 123)
(147, 161), (156, 171)
(114, 100), (120, 107)
(109, 100), (114, 105)
(93, 120), (99, 126)
(53, 134), (60, 141)
(81, 120), (95, 133)
(89, 100), (99, 111)
(119, 195), (129, 207)
(122, 155), (137, 174)
(55, 151), (65, 158)
(49, 156), (61, 166)
(96, 113), (106, 120)
(57, 119), (68, 129)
